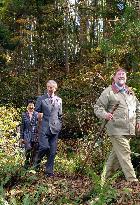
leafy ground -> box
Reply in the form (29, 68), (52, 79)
(1, 160), (140, 205)
(0, 137), (140, 204)
(112, 180), (140, 205)
(1, 161), (92, 205)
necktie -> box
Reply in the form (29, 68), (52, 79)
(49, 96), (53, 104)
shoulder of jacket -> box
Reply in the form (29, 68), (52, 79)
(37, 94), (46, 100)
(128, 86), (135, 95)
(55, 96), (62, 101)
(101, 86), (112, 94)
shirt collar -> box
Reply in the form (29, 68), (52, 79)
(115, 83), (125, 90)
(47, 93), (55, 98)
(112, 82), (130, 94)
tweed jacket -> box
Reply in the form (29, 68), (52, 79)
(35, 94), (62, 135)
(94, 84), (140, 136)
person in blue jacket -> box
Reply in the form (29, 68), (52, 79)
(34, 80), (62, 177)
(20, 100), (38, 169)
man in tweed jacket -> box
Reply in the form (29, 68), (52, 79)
(94, 68), (140, 183)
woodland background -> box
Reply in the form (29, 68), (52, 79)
(0, 0), (140, 204)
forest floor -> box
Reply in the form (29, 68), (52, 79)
(1, 138), (140, 204)
(4, 166), (140, 205)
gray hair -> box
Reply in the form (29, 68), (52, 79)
(47, 80), (58, 89)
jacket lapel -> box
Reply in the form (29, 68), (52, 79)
(44, 96), (53, 112)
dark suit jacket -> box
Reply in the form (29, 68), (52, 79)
(20, 111), (38, 142)
(35, 94), (62, 135)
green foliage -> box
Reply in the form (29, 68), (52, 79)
(102, 0), (126, 19)
(0, 106), (20, 137)
(0, 72), (41, 107)
(0, 23), (19, 50)
(100, 5), (140, 71)
(0, 54), (7, 65)
(128, 72), (140, 98)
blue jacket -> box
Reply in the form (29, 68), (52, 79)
(35, 94), (62, 134)
(20, 111), (38, 142)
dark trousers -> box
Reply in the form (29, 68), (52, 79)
(34, 128), (58, 174)
(24, 141), (38, 168)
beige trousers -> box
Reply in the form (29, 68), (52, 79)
(101, 135), (138, 183)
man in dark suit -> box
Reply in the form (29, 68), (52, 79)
(34, 80), (62, 177)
